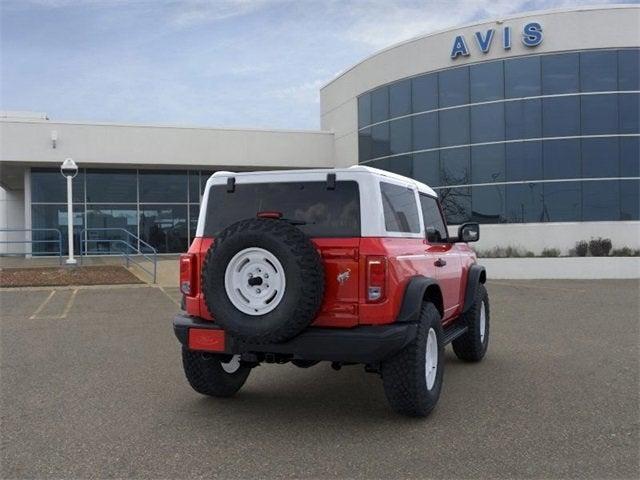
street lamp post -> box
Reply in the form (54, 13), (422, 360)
(60, 158), (78, 265)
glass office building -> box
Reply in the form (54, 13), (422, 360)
(357, 48), (640, 225)
(30, 169), (213, 254)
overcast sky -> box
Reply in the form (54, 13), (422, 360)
(1, 0), (634, 129)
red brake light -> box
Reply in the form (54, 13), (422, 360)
(257, 211), (283, 219)
(366, 256), (387, 303)
(180, 253), (196, 295)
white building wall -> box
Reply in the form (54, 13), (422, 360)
(461, 221), (640, 256)
(0, 120), (335, 170)
(0, 186), (25, 254)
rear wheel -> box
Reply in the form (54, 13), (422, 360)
(452, 283), (490, 362)
(381, 302), (444, 417)
(181, 348), (251, 397)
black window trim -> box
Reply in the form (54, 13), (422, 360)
(419, 192), (449, 243)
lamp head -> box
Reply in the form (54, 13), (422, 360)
(60, 158), (78, 178)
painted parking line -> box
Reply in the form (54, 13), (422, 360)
(29, 290), (56, 319)
(29, 289), (79, 320)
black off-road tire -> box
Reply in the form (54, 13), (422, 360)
(452, 283), (489, 362)
(182, 347), (251, 397)
(201, 218), (324, 344)
(381, 302), (444, 417)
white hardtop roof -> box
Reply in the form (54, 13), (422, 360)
(209, 165), (438, 197)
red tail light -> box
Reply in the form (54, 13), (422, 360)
(180, 253), (196, 296)
(366, 256), (387, 303)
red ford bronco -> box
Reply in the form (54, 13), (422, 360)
(174, 166), (488, 416)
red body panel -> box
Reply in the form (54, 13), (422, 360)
(182, 235), (476, 329)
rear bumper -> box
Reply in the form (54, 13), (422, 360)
(173, 314), (417, 364)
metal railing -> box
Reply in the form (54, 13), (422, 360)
(79, 228), (158, 283)
(0, 228), (64, 264)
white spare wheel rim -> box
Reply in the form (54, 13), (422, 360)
(224, 247), (286, 316)
(425, 328), (438, 390)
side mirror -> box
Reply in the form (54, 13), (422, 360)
(458, 223), (480, 243)
(425, 226), (440, 243)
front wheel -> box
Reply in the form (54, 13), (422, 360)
(181, 348), (252, 397)
(381, 302), (444, 417)
(452, 283), (490, 362)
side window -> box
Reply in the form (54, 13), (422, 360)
(380, 182), (421, 233)
(420, 194), (448, 242)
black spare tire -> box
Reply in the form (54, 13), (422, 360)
(201, 218), (325, 344)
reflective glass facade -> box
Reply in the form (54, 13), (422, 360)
(31, 168), (210, 254)
(357, 49), (640, 224)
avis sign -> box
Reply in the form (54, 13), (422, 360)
(450, 22), (543, 59)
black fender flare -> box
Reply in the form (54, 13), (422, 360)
(396, 275), (444, 323)
(462, 264), (487, 313)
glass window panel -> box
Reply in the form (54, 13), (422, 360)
(390, 79), (411, 118)
(139, 205), (188, 253)
(358, 128), (373, 162)
(544, 139), (581, 180)
(470, 103), (504, 143)
(471, 144), (505, 183)
(31, 204), (84, 255)
(412, 74), (438, 113)
(389, 117), (411, 155)
(188, 171), (200, 203)
(31, 168), (84, 203)
(543, 181), (581, 222)
(439, 108), (469, 147)
(86, 169), (136, 203)
(439, 67), (469, 108)
(618, 49), (640, 91)
(189, 204), (199, 242)
(385, 155), (413, 177)
(371, 87), (389, 123)
(412, 112), (438, 151)
(506, 142), (543, 181)
(140, 170), (187, 203)
(358, 93), (371, 128)
(413, 152), (440, 187)
(541, 53), (579, 94)
(506, 183), (544, 223)
(419, 195), (448, 241)
(619, 93), (640, 134)
(439, 187), (471, 224)
(582, 138), (619, 178)
(505, 98), (542, 140)
(581, 94), (619, 135)
(371, 123), (390, 158)
(580, 51), (617, 92)
(621, 137), (640, 177)
(368, 158), (392, 172)
(470, 61), (504, 102)
(200, 171), (214, 197)
(86, 205), (138, 254)
(380, 182), (420, 233)
(620, 179), (640, 220)
(440, 148), (470, 186)
(505, 56), (541, 98)
(471, 185), (505, 224)
(582, 180), (620, 221)
(542, 96), (580, 137)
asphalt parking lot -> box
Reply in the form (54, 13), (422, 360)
(1, 280), (638, 479)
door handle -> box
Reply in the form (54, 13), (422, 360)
(434, 258), (447, 267)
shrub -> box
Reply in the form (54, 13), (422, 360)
(610, 247), (640, 257)
(540, 248), (561, 257)
(574, 240), (589, 257)
(476, 246), (534, 258)
(588, 237), (612, 257)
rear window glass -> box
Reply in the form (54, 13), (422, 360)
(380, 182), (420, 233)
(204, 181), (360, 237)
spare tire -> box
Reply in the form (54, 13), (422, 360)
(201, 218), (324, 344)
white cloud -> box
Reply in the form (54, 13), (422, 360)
(168, 0), (284, 28)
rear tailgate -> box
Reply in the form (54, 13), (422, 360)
(312, 238), (360, 327)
